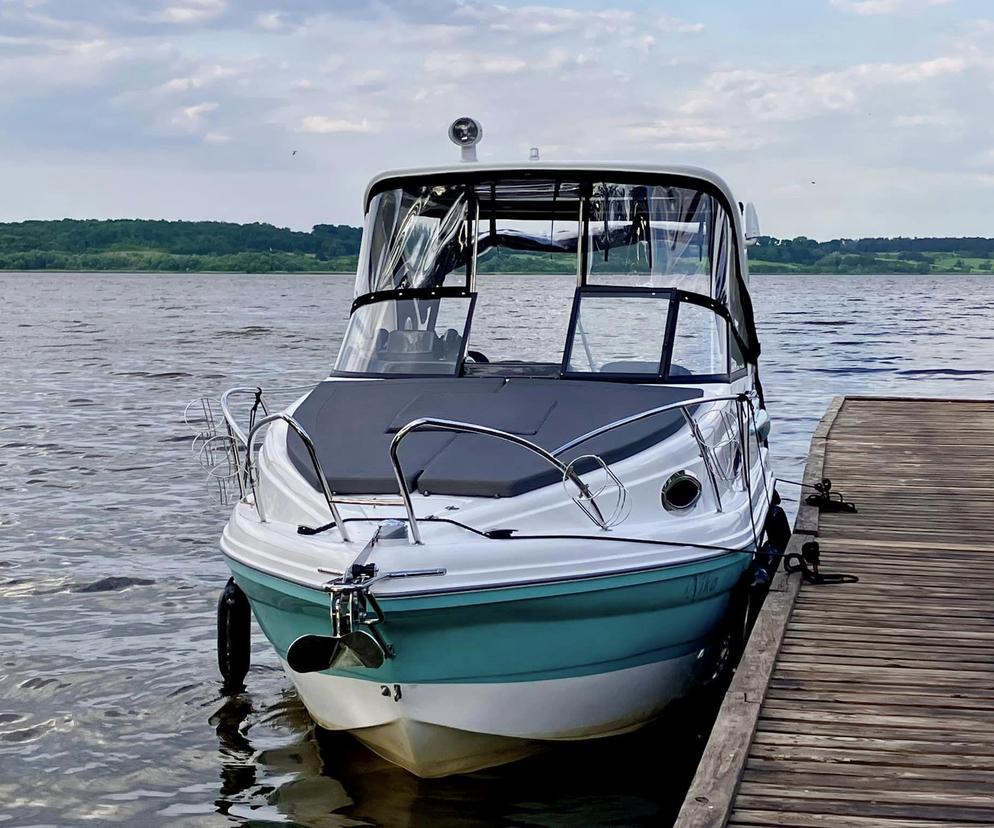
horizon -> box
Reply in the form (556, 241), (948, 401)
(5, 216), (994, 245)
(2, 1), (994, 238)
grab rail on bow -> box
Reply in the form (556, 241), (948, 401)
(389, 393), (753, 545)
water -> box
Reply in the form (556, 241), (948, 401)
(1, 272), (992, 826)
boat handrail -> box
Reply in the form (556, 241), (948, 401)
(553, 392), (753, 516)
(389, 418), (610, 544)
(245, 413), (351, 543)
(389, 393), (752, 545)
(551, 393), (749, 456)
(220, 385), (316, 446)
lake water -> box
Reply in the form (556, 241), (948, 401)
(1, 272), (992, 826)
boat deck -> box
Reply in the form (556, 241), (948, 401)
(676, 395), (994, 828)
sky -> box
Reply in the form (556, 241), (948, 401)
(1, 0), (993, 239)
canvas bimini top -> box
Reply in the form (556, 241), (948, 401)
(333, 162), (761, 386)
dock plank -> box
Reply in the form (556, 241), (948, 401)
(676, 396), (994, 827)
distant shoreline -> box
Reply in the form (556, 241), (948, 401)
(0, 268), (989, 277)
(0, 268), (355, 275)
(5, 219), (994, 276)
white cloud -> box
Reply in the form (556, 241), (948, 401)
(893, 112), (964, 127)
(451, 4), (702, 38)
(423, 52), (528, 76)
(624, 120), (743, 151)
(153, 0), (226, 24)
(830, 0), (952, 15)
(298, 115), (373, 134)
(172, 100), (218, 128)
(658, 15), (705, 33)
(681, 56), (968, 122)
(156, 63), (238, 93)
(203, 130), (231, 143)
(255, 11), (286, 32)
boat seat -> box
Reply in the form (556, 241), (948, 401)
(287, 378), (704, 498)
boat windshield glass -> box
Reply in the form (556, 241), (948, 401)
(586, 184), (723, 293)
(565, 292), (670, 374)
(355, 183), (471, 295)
(342, 173), (751, 378)
(336, 294), (474, 376)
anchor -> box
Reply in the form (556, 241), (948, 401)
(287, 524), (445, 673)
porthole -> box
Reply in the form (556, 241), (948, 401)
(662, 470), (702, 512)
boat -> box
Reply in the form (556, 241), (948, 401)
(194, 119), (788, 778)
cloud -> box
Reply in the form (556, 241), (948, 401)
(172, 100), (218, 128)
(423, 52), (528, 76)
(151, 0), (227, 25)
(298, 115), (373, 134)
(681, 56), (968, 122)
(624, 120), (745, 152)
(255, 11), (286, 31)
(830, 0), (952, 15)
(893, 112), (964, 127)
(156, 63), (239, 93)
(450, 3), (702, 38)
(659, 15), (705, 33)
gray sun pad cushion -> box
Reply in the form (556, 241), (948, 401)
(287, 378), (703, 498)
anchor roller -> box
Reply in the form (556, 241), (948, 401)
(286, 564), (446, 674)
(287, 578), (389, 673)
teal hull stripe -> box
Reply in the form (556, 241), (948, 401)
(227, 551), (751, 685)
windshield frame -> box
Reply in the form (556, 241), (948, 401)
(360, 168), (758, 363)
(560, 284), (748, 384)
(333, 286), (477, 379)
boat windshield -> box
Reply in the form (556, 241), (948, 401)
(336, 174), (755, 380)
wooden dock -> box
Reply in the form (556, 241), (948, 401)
(677, 395), (994, 828)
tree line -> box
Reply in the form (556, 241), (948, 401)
(0, 219), (361, 272)
(1, 219), (993, 274)
(749, 236), (994, 274)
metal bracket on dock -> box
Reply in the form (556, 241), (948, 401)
(783, 541), (859, 585)
(804, 478), (857, 513)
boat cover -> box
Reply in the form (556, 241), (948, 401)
(287, 379), (703, 498)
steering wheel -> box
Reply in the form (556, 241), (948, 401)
(465, 349), (490, 364)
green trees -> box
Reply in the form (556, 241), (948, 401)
(0, 219), (362, 272)
(749, 236), (994, 274)
(1, 219), (993, 274)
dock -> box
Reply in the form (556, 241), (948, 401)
(676, 395), (994, 828)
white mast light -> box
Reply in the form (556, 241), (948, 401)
(448, 117), (483, 162)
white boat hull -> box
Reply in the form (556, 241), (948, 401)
(285, 652), (702, 777)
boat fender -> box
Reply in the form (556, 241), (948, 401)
(749, 565), (771, 591)
(217, 577), (251, 691)
(727, 575), (753, 666)
(764, 500), (791, 555)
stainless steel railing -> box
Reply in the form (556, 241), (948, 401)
(244, 413), (351, 542)
(389, 393), (754, 545)
(213, 385), (354, 540)
(210, 384), (755, 548)
(389, 417), (608, 544)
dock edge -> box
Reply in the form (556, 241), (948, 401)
(672, 395), (846, 828)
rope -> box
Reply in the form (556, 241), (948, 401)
(775, 476), (857, 513)
(299, 515), (754, 556)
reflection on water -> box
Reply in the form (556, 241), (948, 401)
(1, 273), (992, 826)
(206, 689), (723, 827)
